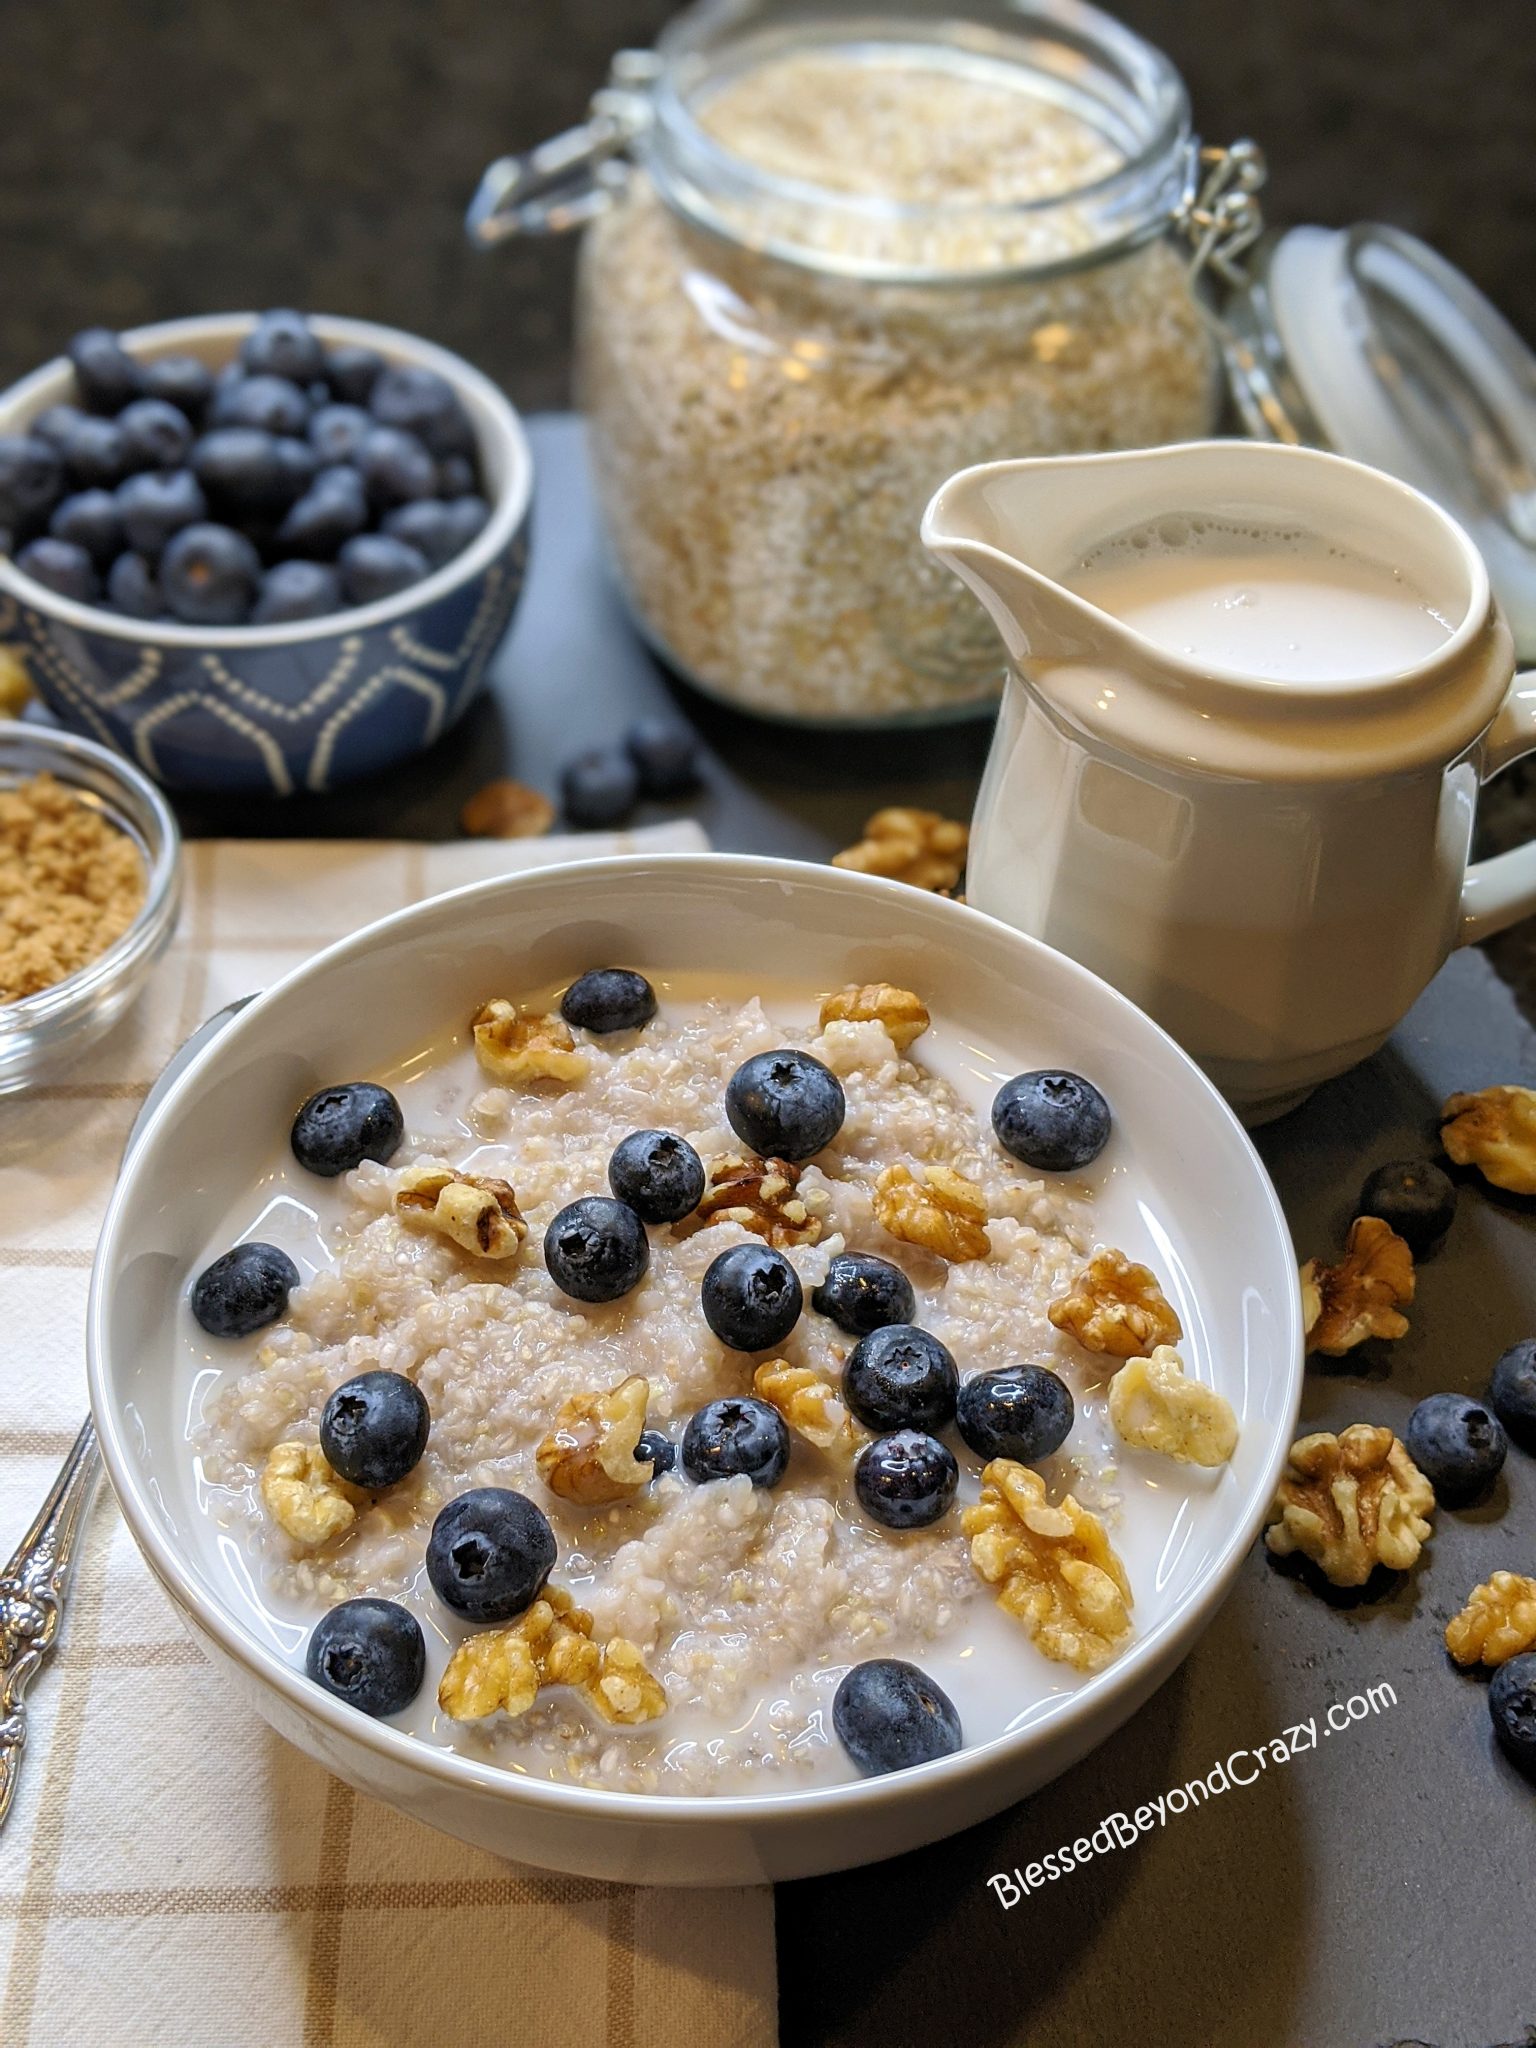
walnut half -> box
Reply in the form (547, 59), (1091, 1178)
(438, 1584), (666, 1726)
(1441, 1085), (1536, 1195)
(1445, 1571), (1536, 1668)
(536, 1375), (654, 1505)
(832, 808), (968, 893)
(962, 1458), (1133, 1672)
(1107, 1346), (1238, 1467)
(1300, 1216), (1414, 1356)
(471, 999), (588, 1087)
(817, 983), (930, 1052)
(677, 1153), (826, 1247)
(753, 1358), (864, 1462)
(260, 1442), (364, 1547)
(1264, 1424), (1435, 1587)
(874, 1162), (990, 1262)
(1049, 1249), (1182, 1359)
(394, 1165), (527, 1259)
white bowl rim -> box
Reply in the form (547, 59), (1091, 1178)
(0, 311), (533, 649)
(87, 851), (1305, 1829)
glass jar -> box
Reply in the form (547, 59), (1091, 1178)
(472, 0), (1262, 724)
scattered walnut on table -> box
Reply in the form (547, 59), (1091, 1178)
(393, 1165), (528, 1259)
(1264, 1424), (1435, 1587)
(259, 1442), (365, 1547)
(1445, 1571), (1536, 1668)
(675, 1153), (826, 1247)
(753, 1358), (864, 1462)
(832, 808), (968, 893)
(1048, 1248), (1181, 1359)
(1299, 1216), (1414, 1356)
(1440, 1085), (1536, 1195)
(1106, 1345), (1238, 1467)
(536, 1374), (654, 1506)
(459, 778), (556, 840)
(817, 982), (931, 1052)
(962, 1458), (1133, 1672)
(874, 1161), (990, 1262)
(470, 998), (589, 1086)
(438, 1584), (665, 1725)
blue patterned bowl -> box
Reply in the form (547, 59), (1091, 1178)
(0, 313), (532, 794)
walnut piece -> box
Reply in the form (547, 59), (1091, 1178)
(394, 1165), (528, 1259)
(1445, 1571), (1536, 1668)
(471, 998), (588, 1086)
(0, 647), (33, 718)
(1048, 1249), (1182, 1358)
(259, 1442), (363, 1547)
(1299, 1216), (1414, 1356)
(438, 1585), (665, 1726)
(832, 807), (968, 893)
(962, 1458), (1133, 1672)
(1441, 1085), (1536, 1195)
(818, 982), (930, 1052)
(753, 1358), (864, 1461)
(459, 778), (555, 839)
(679, 1153), (826, 1247)
(874, 1161), (990, 1261)
(1264, 1424), (1435, 1587)
(1107, 1346), (1238, 1467)
(536, 1374), (654, 1505)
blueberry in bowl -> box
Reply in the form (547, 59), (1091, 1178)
(833, 1659), (963, 1778)
(0, 311), (532, 794)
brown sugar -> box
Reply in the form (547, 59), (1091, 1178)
(0, 772), (146, 1001)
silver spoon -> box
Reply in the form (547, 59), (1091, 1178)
(0, 995), (254, 1829)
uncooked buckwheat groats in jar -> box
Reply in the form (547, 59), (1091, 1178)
(576, 38), (1218, 723)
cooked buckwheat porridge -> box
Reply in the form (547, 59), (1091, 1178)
(191, 969), (1234, 1793)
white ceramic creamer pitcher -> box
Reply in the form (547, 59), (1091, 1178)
(922, 442), (1536, 1121)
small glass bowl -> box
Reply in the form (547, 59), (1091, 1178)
(0, 726), (182, 1093)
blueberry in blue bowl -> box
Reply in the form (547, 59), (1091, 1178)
(701, 1241), (802, 1351)
(855, 1429), (958, 1529)
(725, 1048), (845, 1163)
(190, 1239), (300, 1337)
(956, 1363), (1074, 1464)
(1403, 1392), (1506, 1506)
(833, 1659), (963, 1777)
(544, 1195), (650, 1303)
(319, 1369), (430, 1491)
(426, 1487), (556, 1623)
(992, 1069), (1111, 1172)
(561, 967), (657, 1035)
(306, 1597), (425, 1718)
(290, 1080), (404, 1177)
(842, 1324), (958, 1433)
(811, 1251), (914, 1337)
(681, 1396), (790, 1487)
(608, 1128), (705, 1224)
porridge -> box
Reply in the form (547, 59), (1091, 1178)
(190, 969), (1236, 1793)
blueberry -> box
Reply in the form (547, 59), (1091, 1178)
(355, 426), (435, 509)
(59, 416), (131, 490)
(725, 1049), (845, 1163)
(625, 719), (701, 799)
(811, 1252), (915, 1337)
(561, 967), (657, 1035)
(309, 402), (373, 466)
(190, 1240), (300, 1337)
(253, 558), (343, 624)
(1357, 1159), (1457, 1257)
(381, 497), (460, 569)
(241, 309), (325, 386)
(843, 1324), (958, 1433)
(442, 494), (491, 555)
(306, 1598), (425, 1717)
(855, 1429), (958, 1529)
(214, 373), (311, 439)
(289, 1080), (403, 1176)
(700, 1242), (802, 1351)
(681, 1397), (790, 1487)
(319, 1369), (430, 1490)
(0, 434), (64, 531)
(275, 471), (368, 558)
(1489, 1653), (1536, 1772)
(1490, 1339), (1536, 1449)
(608, 1129), (705, 1223)
(436, 453), (478, 498)
(48, 489), (122, 568)
(15, 537), (97, 603)
(956, 1364), (1074, 1464)
(160, 522), (262, 625)
(636, 1429), (676, 1476)
(273, 435), (319, 500)
(106, 550), (162, 618)
(140, 353), (214, 422)
(193, 427), (303, 517)
(116, 468), (206, 556)
(324, 344), (385, 406)
(117, 396), (194, 471)
(832, 1659), (962, 1777)
(30, 403), (86, 451)
(338, 532), (430, 605)
(369, 364), (475, 458)
(426, 1486), (555, 1622)
(1403, 1392), (1506, 1507)
(543, 1194), (650, 1304)
(992, 1070), (1111, 1172)
(561, 747), (639, 828)
(68, 327), (142, 414)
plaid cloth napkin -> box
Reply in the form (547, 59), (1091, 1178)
(0, 824), (778, 2048)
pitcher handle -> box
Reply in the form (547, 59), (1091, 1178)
(1460, 670), (1536, 945)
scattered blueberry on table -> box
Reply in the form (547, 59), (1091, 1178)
(426, 1487), (556, 1623)
(811, 1251), (915, 1337)
(560, 746), (641, 829)
(956, 1363), (1075, 1465)
(833, 1658), (963, 1777)
(1489, 1652), (1536, 1773)
(681, 1396), (791, 1487)
(561, 967), (657, 1034)
(1357, 1158), (1457, 1255)
(306, 1597), (425, 1718)
(319, 1370), (431, 1491)
(290, 1081), (404, 1177)
(842, 1324), (959, 1434)
(725, 1048), (846, 1162)
(608, 1128), (706, 1224)
(190, 1240), (300, 1338)
(700, 1241), (803, 1351)
(1404, 1392), (1507, 1507)
(626, 718), (702, 799)
(855, 1429), (959, 1530)
(543, 1195), (650, 1302)
(992, 1069), (1111, 1172)
(1489, 1339), (1536, 1449)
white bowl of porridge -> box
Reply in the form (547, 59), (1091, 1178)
(87, 853), (1303, 1885)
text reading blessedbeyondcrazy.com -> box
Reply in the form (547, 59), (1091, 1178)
(987, 1681), (1399, 1909)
